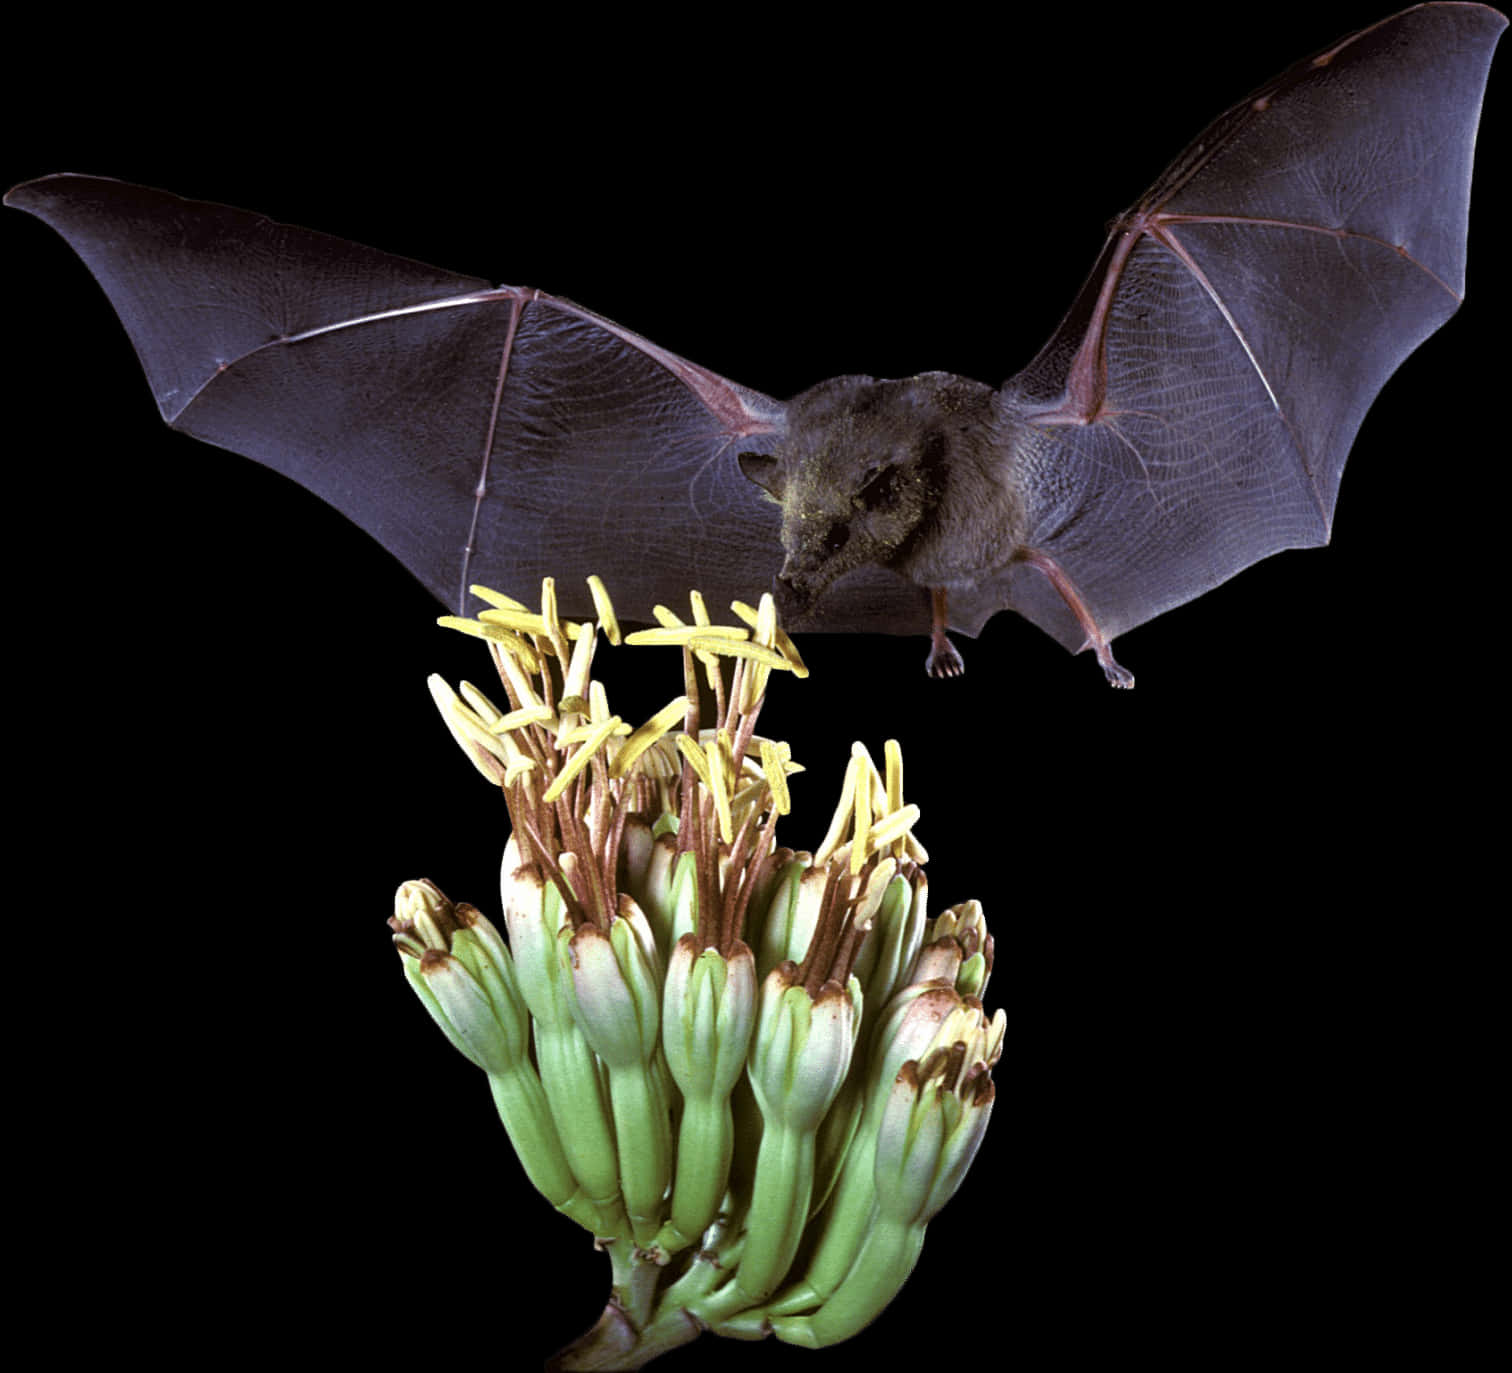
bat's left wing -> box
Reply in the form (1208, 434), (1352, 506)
(978, 2), (1504, 657)
(4, 174), (805, 624)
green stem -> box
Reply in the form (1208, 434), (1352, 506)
(606, 1062), (672, 1245)
(768, 1214), (926, 1348)
(486, 1070), (599, 1233)
(658, 1092), (733, 1253)
(534, 1021), (624, 1227)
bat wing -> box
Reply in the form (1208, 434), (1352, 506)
(985, 2), (1505, 654)
(4, 173), (802, 624)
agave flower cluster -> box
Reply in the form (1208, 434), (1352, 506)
(388, 577), (1003, 1370)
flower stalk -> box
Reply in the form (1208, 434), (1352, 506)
(388, 576), (1001, 1368)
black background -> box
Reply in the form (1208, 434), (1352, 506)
(5, 2), (1501, 1365)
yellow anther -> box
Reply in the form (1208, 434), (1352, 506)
(468, 585), (528, 611)
(760, 738), (791, 815)
(677, 733), (712, 788)
(586, 575), (621, 645)
(814, 752), (859, 866)
(854, 858), (898, 927)
(865, 803), (921, 854)
(458, 679), (504, 726)
(491, 704), (557, 734)
(625, 624), (749, 647)
(559, 620), (597, 715)
(885, 739), (903, 815)
(612, 697), (689, 779)
(708, 730), (733, 844)
(557, 717), (631, 747)
(685, 636), (788, 668)
(428, 674), (508, 785)
(731, 599), (808, 677)
(850, 742), (874, 876)
(503, 757), (538, 788)
(477, 607), (592, 641)
(543, 714), (623, 803)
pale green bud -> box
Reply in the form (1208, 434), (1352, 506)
(564, 898), (663, 1069)
(391, 880), (529, 1077)
(751, 860), (825, 978)
(748, 964), (861, 1132)
(497, 836), (574, 1029)
(662, 936), (758, 1099)
(873, 1049), (994, 1227)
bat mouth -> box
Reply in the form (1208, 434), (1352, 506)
(774, 572), (821, 621)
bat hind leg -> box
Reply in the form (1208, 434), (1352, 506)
(1020, 551), (1135, 690)
(927, 587), (965, 678)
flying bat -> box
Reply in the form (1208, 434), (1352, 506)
(6, 4), (1503, 686)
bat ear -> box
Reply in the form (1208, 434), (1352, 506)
(738, 451), (786, 503)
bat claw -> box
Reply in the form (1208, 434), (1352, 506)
(926, 639), (965, 678)
(1100, 656), (1135, 689)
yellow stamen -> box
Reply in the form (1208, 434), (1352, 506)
(468, 585), (528, 611)
(759, 738), (791, 815)
(709, 729), (734, 843)
(543, 714), (623, 803)
(850, 742), (874, 876)
(492, 704), (557, 734)
(814, 753), (859, 865)
(557, 717), (631, 747)
(731, 599), (809, 677)
(586, 575), (621, 645)
(428, 675), (508, 785)
(437, 617), (546, 669)
(865, 803), (921, 855)
(885, 739), (903, 815)
(685, 636), (788, 668)
(504, 757), (538, 788)
(625, 624), (749, 647)
(458, 680), (504, 726)
(476, 607), (592, 642)
(612, 697), (690, 778)
(558, 620), (597, 715)
(677, 733), (713, 789)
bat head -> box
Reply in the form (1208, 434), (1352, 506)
(738, 372), (1005, 616)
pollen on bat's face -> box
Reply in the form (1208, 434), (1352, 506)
(737, 372), (998, 609)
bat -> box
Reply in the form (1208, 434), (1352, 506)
(6, 4), (1503, 688)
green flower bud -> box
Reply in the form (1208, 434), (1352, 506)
(391, 881), (529, 1077)
(748, 965), (861, 1133)
(498, 835), (575, 1028)
(658, 935), (759, 1251)
(874, 1047), (995, 1227)
(564, 897), (672, 1244)
(662, 936), (758, 1099)
(389, 879), (594, 1231)
(564, 900), (663, 1069)
(751, 860), (824, 978)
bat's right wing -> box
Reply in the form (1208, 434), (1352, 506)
(985, 3), (1504, 658)
(5, 174), (792, 623)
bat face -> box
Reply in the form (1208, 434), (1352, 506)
(740, 372), (1014, 618)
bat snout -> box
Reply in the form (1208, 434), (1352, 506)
(774, 570), (819, 621)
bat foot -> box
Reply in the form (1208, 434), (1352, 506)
(1099, 655), (1135, 689)
(926, 638), (965, 678)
